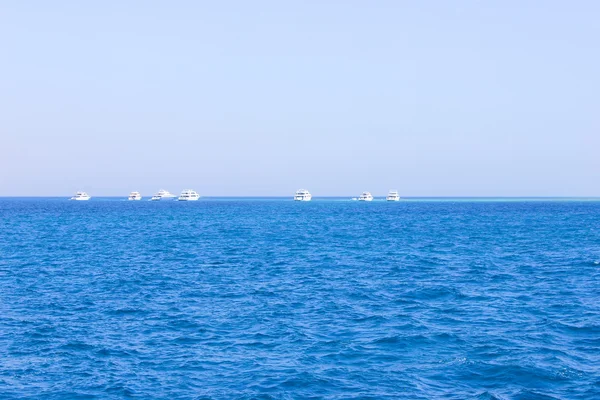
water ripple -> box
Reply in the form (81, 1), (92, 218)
(1, 198), (599, 399)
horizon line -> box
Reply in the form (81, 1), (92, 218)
(2, 195), (600, 199)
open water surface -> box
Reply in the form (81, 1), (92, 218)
(1, 198), (599, 399)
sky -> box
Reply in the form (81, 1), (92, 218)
(1, 1), (598, 197)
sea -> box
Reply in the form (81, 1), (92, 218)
(1, 197), (599, 399)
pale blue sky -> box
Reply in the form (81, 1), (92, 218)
(1, 1), (598, 196)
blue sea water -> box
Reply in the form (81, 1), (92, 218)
(1, 198), (599, 399)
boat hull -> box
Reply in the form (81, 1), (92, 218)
(151, 196), (176, 201)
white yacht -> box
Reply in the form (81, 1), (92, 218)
(386, 190), (400, 201)
(70, 191), (91, 201)
(358, 192), (373, 201)
(128, 191), (142, 201)
(150, 189), (177, 201)
(294, 189), (312, 201)
(178, 189), (200, 201)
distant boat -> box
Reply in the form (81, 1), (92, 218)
(358, 192), (373, 201)
(178, 189), (200, 201)
(386, 190), (400, 201)
(128, 191), (142, 201)
(151, 189), (176, 201)
(294, 189), (312, 201)
(70, 191), (91, 201)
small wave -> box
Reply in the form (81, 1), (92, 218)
(107, 308), (148, 316)
(372, 334), (432, 347)
(470, 391), (503, 400)
(172, 336), (204, 344)
(95, 347), (137, 357)
(372, 335), (402, 345)
(104, 384), (137, 397)
(513, 389), (561, 399)
(58, 341), (95, 351)
(352, 315), (389, 324)
(549, 320), (600, 336)
(405, 285), (464, 300)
